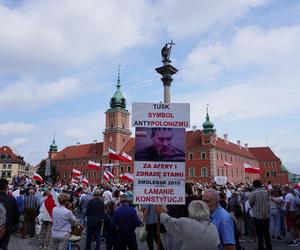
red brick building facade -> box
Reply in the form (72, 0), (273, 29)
(50, 76), (289, 185)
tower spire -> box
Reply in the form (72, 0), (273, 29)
(202, 105), (215, 134)
(49, 132), (58, 152)
(117, 64), (121, 90)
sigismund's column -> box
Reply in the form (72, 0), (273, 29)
(155, 41), (178, 103)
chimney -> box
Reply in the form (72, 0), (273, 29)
(76, 142), (80, 146)
(192, 125), (197, 131)
(244, 143), (248, 150)
(237, 140), (241, 148)
(224, 133), (228, 144)
(93, 139), (97, 144)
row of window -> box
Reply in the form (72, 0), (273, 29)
(188, 152), (206, 160)
(217, 168), (244, 178)
(188, 167), (208, 177)
(216, 152), (257, 167)
(1, 171), (11, 178)
(264, 162), (276, 168)
(265, 171), (277, 177)
(61, 166), (132, 179)
(1, 164), (12, 169)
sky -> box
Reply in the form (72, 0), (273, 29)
(0, 0), (299, 173)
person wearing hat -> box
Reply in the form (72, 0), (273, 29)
(112, 194), (141, 250)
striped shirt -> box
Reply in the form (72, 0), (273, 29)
(24, 195), (38, 209)
(211, 206), (235, 250)
(249, 188), (270, 219)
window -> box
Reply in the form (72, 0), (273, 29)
(265, 171), (270, 177)
(221, 154), (223, 160)
(99, 171), (102, 177)
(189, 167), (195, 177)
(272, 171), (277, 177)
(236, 169), (239, 176)
(64, 172), (68, 178)
(120, 166), (124, 173)
(93, 171), (97, 178)
(230, 157), (232, 162)
(265, 162), (269, 168)
(189, 153), (194, 160)
(127, 166), (131, 172)
(2, 165), (6, 169)
(7, 172), (11, 178)
(1, 172), (5, 178)
(226, 170), (228, 176)
(201, 167), (208, 177)
(232, 170), (234, 177)
(216, 153), (219, 160)
(8, 164), (11, 169)
(221, 169), (224, 176)
(201, 152), (206, 159)
(82, 161), (85, 166)
(82, 171), (85, 177)
(225, 155), (227, 161)
(217, 169), (220, 175)
(76, 162), (79, 167)
(70, 162), (73, 167)
(87, 172), (91, 178)
(65, 162), (69, 166)
(272, 162), (276, 168)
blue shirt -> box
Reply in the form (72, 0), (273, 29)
(142, 204), (157, 224)
(211, 206), (235, 250)
(112, 204), (141, 231)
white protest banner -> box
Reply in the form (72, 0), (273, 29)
(133, 157), (185, 205)
(214, 176), (228, 185)
(132, 103), (190, 128)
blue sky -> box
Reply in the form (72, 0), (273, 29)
(0, 0), (299, 173)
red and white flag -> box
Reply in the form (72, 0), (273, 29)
(103, 171), (110, 181)
(33, 173), (43, 183)
(81, 177), (89, 185)
(120, 172), (134, 182)
(71, 178), (79, 184)
(108, 148), (123, 161)
(224, 161), (232, 167)
(244, 163), (261, 174)
(87, 160), (101, 170)
(106, 170), (114, 179)
(120, 152), (132, 162)
(72, 169), (81, 177)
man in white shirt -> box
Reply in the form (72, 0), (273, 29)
(284, 186), (299, 247)
(102, 186), (112, 205)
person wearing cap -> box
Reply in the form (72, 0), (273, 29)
(112, 194), (141, 250)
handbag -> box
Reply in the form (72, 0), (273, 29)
(71, 225), (83, 236)
(139, 225), (147, 242)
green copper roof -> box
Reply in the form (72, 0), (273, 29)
(49, 137), (58, 152)
(202, 106), (215, 134)
(110, 66), (126, 109)
(280, 164), (287, 172)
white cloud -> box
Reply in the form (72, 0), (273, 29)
(11, 137), (28, 147)
(182, 25), (300, 84)
(0, 77), (89, 110)
(64, 129), (87, 142)
(0, 122), (35, 135)
(0, 0), (154, 74)
(153, 0), (267, 39)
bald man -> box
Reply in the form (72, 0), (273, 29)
(202, 189), (236, 250)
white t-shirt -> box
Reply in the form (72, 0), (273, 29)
(284, 193), (296, 212)
(102, 190), (112, 205)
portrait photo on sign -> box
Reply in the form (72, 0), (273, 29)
(135, 127), (185, 162)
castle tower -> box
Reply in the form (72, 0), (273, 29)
(103, 67), (131, 154)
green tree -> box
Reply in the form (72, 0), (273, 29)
(37, 159), (59, 183)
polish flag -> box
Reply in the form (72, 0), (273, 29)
(103, 171), (110, 181)
(81, 177), (89, 185)
(120, 152), (132, 162)
(72, 169), (81, 177)
(120, 173), (134, 182)
(106, 170), (114, 179)
(87, 160), (101, 170)
(224, 161), (232, 167)
(244, 163), (261, 174)
(33, 173), (43, 183)
(71, 178), (79, 184)
(108, 148), (123, 161)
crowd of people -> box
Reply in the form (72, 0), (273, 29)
(0, 175), (299, 250)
